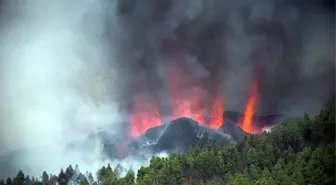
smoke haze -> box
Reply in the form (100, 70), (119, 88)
(0, 0), (334, 179)
(0, 0), (130, 178)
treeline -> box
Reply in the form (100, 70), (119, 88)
(1, 103), (335, 185)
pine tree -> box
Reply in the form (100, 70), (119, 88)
(87, 173), (94, 185)
(57, 169), (68, 185)
(42, 171), (49, 185)
(6, 178), (13, 185)
(65, 165), (74, 180)
(79, 177), (89, 185)
(24, 176), (31, 185)
(14, 171), (25, 185)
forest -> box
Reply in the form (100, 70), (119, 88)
(1, 103), (334, 185)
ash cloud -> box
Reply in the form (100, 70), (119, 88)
(116, 0), (335, 118)
(0, 0), (334, 179)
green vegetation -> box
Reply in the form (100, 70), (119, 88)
(1, 103), (335, 185)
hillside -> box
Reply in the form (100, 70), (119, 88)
(0, 103), (334, 185)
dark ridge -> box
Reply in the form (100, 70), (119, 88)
(224, 111), (280, 127)
(218, 122), (246, 141)
(151, 117), (231, 153)
(219, 111), (281, 140)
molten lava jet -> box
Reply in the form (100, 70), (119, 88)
(167, 61), (224, 130)
(130, 90), (162, 136)
(239, 79), (262, 134)
(209, 88), (224, 129)
(129, 61), (270, 137)
(168, 82), (224, 129)
(129, 62), (225, 136)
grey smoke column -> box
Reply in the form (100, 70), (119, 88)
(113, 0), (335, 121)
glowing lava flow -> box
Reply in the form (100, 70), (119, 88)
(129, 62), (225, 136)
(167, 62), (224, 129)
(240, 79), (260, 134)
(209, 88), (224, 129)
(130, 92), (162, 136)
(168, 69), (206, 127)
(168, 84), (224, 129)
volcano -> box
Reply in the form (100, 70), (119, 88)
(143, 117), (233, 153)
(126, 57), (277, 137)
(81, 111), (278, 160)
(0, 111), (278, 177)
(85, 116), (232, 158)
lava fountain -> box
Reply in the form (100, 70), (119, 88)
(129, 60), (225, 136)
(130, 87), (162, 136)
(166, 61), (224, 130)
(239, 79), (260, 134)
(129, 61), (269, 136)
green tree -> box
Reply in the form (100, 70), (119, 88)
(137, 166), (151, 182)
(80, 177), (89, 185)
(183, 149), (197, 181)
(195, 148), (212, 182)
(97, 164), (118, 185)
(291, 168), (304, 185)
(57, 169), (68, 185)
(149, 156), (166, 184)
(87, 172), (94, 185)
(259, 168), (275, 184)
(65, 165), (74, 180)
(137, 174), (152, 185)
(118, 169), (135, 185)
(24, 176), (31, 185)
(41, 171), (49, 185)
(215, 151), (226, 177)
(13, 171), (25, 185)
(249, 165), (260, 180)
(228, 173), (249, 185)
(167, 153), (183, 185)
(48, 175), (57, 185)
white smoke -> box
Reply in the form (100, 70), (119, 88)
(0, 0), (152, 179)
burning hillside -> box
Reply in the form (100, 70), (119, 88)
(129, 61), (271, 137)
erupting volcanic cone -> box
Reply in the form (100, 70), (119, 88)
(129, 62), (225, 137)
(128, 61), (277, 137)
(150, 117), (231, 153)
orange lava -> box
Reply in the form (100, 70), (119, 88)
(130, 90), (162, 136)
(129, 56), (270, 136)
(239, 79), (261, 134)
(209, 89), (224, 129)
(129, 62), (225, 136)
(167, 82), (224, 129)
(167, 62), (224, 130)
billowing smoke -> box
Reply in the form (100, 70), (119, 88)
(0, 0), (334, 179)
(115, 0), (335, 120)
(0, 0), (138, 178)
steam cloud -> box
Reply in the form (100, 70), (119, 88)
(0, 0), (334, 179)
(0, 0), (127, 178)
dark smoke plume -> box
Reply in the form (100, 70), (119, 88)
(115, 0), (335, 119)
